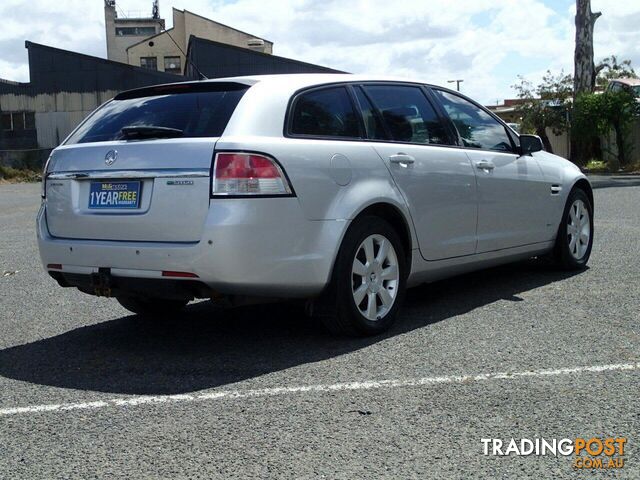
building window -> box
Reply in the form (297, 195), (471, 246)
(115, 26), (157, 36)
(1, 112), (36, 131)
(12, 112), (24, 130)
(140, 57), (158, 70)
(1, 113), (12, 131)
(25, 112), (36, 129)
(164, 56), (181, 74)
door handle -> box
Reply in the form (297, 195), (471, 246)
(475, 160), (495, 171)
(389, 153), (415, 165)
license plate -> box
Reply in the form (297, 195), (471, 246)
(88, 181), (141, 209)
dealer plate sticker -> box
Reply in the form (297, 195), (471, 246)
(88, 181), (141, 209)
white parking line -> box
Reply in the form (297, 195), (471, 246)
(1, 362), (638, 417)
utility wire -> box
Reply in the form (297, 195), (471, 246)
(156, 20), (208, 80)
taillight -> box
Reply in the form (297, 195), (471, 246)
(41, 154), (52, 199)
(212, 153), (292, 196)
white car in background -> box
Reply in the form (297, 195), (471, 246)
(606, 77), (640, 98)
(38, 74), (594, 336)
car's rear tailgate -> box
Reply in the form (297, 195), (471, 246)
(45, 139), (216, 243)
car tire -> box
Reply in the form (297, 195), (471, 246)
(116, 296), (188, 318)
(319, 216), (407, 336)
(552, 188), (594, 270)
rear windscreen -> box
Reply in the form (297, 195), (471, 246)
(66, 85), (249, 144)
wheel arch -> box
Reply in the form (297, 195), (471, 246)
(321, 199), (416, 300)
(572, 178), (594, 210)
(351, 202), (414, 271)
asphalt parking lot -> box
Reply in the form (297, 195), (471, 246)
(0, 183), (638, 479)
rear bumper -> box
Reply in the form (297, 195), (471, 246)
(37, 197), (347, 298)
(49, 271), (211, 301)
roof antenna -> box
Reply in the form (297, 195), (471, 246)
(152, 0), (160, 19)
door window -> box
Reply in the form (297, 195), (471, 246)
(362, 85), (451, 145)
(353, 87), (387, 140)
(290, 87), (360, 138)
(433, 90), (513, 152)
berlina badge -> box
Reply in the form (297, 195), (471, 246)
(105, 150), (118, 166)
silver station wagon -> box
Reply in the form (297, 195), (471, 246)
(38, 74), (594, 336)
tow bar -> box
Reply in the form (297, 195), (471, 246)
(91, 268), (113, 297)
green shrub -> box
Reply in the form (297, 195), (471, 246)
(573, 90), (639, 169)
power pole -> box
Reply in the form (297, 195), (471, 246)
(447, 79), (464, 91)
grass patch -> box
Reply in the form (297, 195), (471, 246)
(0, 165), (41, 183)
(625, 161), (640, 174)
(583, 159), (640, 174)
(585, 159), (609, 173)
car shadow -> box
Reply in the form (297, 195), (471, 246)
(0, 261), (584, 396)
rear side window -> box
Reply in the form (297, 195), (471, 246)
(290, 87), (360, 138)
(362, 85), (451, 145)
(433, 89), (513, 152)
(66, 85), (248, 144)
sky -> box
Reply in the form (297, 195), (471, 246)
(0, 0), (638, 104)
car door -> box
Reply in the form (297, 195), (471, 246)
(355, 84), (478, 260)
(431, 89), (551, 253)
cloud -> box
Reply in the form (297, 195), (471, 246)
(0, 0), (638, 104)
(0, 0), (105, 81)
(200, 0), (580, 102)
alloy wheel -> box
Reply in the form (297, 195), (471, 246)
(567, 199), (591, 260)
(351, 234), (400, 321)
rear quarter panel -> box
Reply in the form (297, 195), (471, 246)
(216, 136), (410, 220)
(219, 80), (417, 243)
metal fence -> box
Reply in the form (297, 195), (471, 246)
(547, 129), (571, 159)
(601, 119), (640, 165)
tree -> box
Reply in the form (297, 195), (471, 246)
(596, 55), (638, 88)
(572, 0), (602, 164)
(512, 71), (573, 154)
(574, 0), (602, 94)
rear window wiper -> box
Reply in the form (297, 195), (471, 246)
(120, 126), (184, 140)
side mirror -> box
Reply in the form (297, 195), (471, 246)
(519, 134), (543, 155)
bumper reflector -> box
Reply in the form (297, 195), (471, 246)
(47, 264), (62, 270)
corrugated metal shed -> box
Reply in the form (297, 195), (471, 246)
(185, 36), (344, 80)
(0, 42), (181, 96)
(0, 43), (184, 155)
(0, 37), (344, 162)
